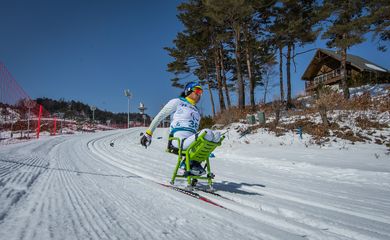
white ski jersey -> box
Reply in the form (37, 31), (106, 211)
(147, 97), (200, 135)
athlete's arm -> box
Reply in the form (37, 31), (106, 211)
(145, 99), (179, 136)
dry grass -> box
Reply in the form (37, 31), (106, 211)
(355, 116), (388, 130)
(338, 92), (390, 112)
(344, 92), (372, 110)
(333, 130), (363, 143)
(375, 96), (390, 112)
(199, 115), (215, 129)
(214, 107), (251, 126)
(282, 119), (331, 139)
(264, 123), (286, 137)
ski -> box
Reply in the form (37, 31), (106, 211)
(192, 186), (236, 202)
(159, 183), (226, 209)
(194, 188), (229, 199)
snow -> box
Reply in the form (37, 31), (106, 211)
(349, 84), (390, 98)
(1, 127), (390, 240)
(364, 63), (387, 72)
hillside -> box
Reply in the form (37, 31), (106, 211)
(214, 84), (390, 151)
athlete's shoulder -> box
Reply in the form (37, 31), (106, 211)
(163, 98), (182, 108)
(170, 97), (189, 105)
(167, 98), (182, 104)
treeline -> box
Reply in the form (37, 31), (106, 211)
(35, 97), (149, 124)
(166, 0), (389, 114)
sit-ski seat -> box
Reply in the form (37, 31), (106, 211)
(166, 131), (225, 190)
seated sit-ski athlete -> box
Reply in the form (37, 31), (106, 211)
(140, 82), (221, 175)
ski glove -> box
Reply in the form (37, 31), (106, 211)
(140, 132), (152, 148)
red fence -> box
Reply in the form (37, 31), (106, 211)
(0, 62), (142, 144)
(0, 62), (61, 141)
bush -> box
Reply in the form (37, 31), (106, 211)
(314, 86), (345, 127)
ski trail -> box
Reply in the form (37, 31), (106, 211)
(1, 129), (390, 240)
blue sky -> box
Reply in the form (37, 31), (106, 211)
(0, 0), (389, 116)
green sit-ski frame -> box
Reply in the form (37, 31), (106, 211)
(167, 131), (225, 190)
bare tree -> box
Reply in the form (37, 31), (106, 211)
(261, 63), (278, 104)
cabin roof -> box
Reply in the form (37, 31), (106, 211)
(301, 49), (389, 80)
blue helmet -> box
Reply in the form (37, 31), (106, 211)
(184, 81), (202, 96)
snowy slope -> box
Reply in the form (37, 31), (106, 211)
(0, 128), (389, 240)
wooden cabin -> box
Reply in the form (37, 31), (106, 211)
(302, 49), (390, 92)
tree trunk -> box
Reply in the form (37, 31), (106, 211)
(214, 48), (226, 112)
(279, 46), (284, 102)
(219, 46), (231, 109)
(272, 101), (282, 128)
(286, 43), (292, 108)
(234, 25), (245, 109)
(318, 105), (329, 127)
(202, 61), (216, 116)
(244, 26), (255, 111)
(206, 79), (216, 117)
(340, 46), (350, 99)
(263, 70), (269, 104)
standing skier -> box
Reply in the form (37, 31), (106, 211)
(140, 81), (221, 175)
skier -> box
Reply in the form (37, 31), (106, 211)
(140, 81), (221, 175)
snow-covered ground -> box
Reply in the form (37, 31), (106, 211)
(0, 127), (390, 240)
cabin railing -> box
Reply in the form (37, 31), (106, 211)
(305, 68), (342, 91)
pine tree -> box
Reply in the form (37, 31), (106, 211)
(167, 0), (246, 114)
(364, 0), (390, 51)
(243, 18), (258, 111)
(268, 2), (288, 103)
(321, 0), (368, 99)
(273, 0), (320, 108)
(166, 1), (218, 115)
(204, 0), (254, 109)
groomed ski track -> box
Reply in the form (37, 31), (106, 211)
(0, 128), (389, 240)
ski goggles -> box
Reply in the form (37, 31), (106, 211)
(193, 87), (203, 95)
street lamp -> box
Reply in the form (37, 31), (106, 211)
(90, 106), (96, 123)
(124, 89), (132, 128)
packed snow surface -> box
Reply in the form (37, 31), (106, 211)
(0, 127), (389, 240)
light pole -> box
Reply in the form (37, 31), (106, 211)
(124, 89), (132, 128)
(90, 106), (96, 124)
